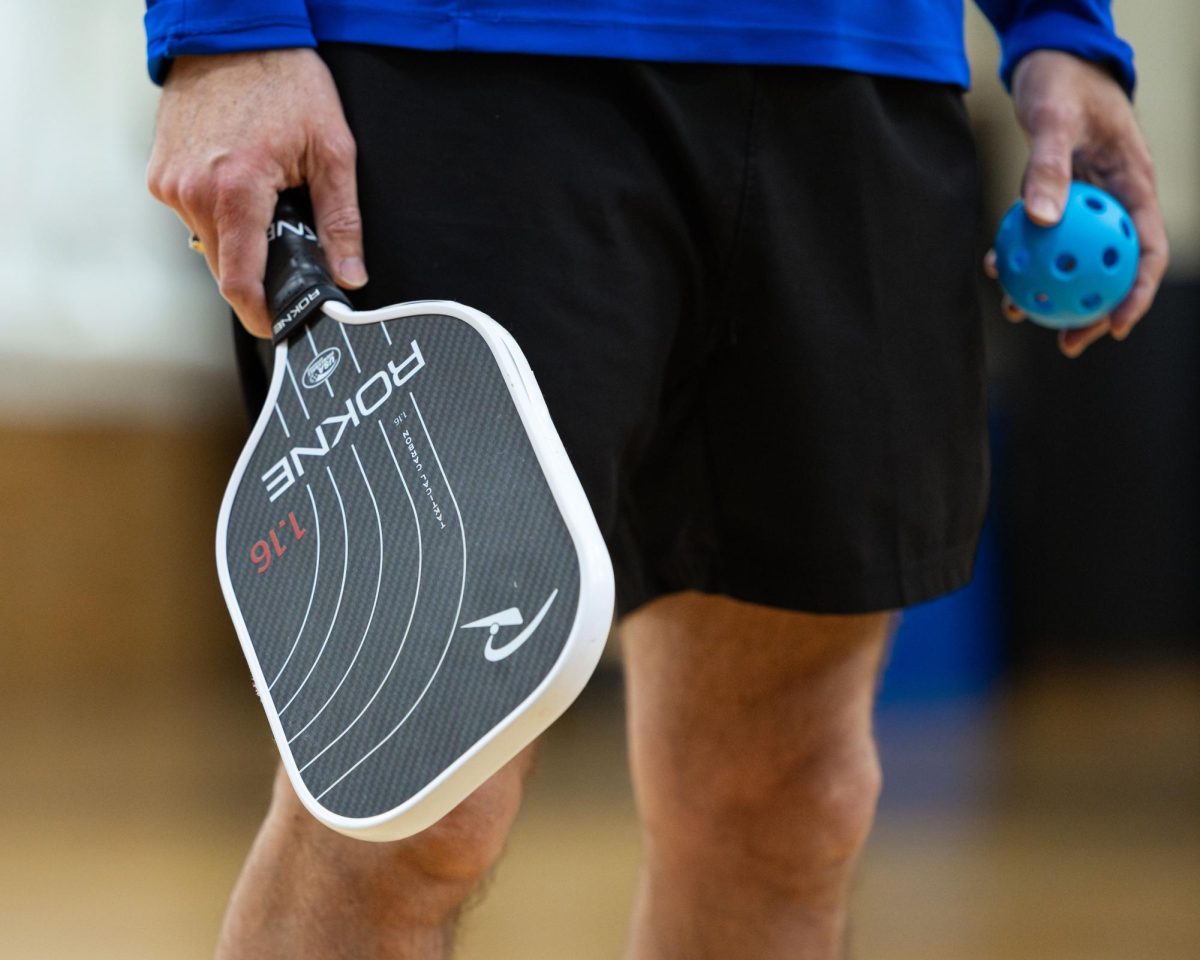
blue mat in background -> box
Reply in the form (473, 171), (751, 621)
(879, 477), (1006, 705)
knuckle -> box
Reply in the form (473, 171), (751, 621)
(1028, 99), (1080, 134)
(176, 173), (211, 211)
(145, 161), (166, 199)
(212, 169), (267, 233)
(212, 164), (256, 205)
(1027, 153), (1069, 180)
(320, 204), (363, 239)
(218, 274), (258, 305)
(320, 132), (357, 167)
(1137, 154), (1158, 191)
(147, 171), (173, 204)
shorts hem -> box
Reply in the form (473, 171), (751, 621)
(618, 537), (981, 617)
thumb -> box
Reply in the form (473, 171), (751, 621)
(308, 134), (368, 289)
(1021, 124), (1074, 226)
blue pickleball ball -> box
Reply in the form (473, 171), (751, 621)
(994, 182), (1139, 330)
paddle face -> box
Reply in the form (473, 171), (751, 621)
(217, 301), (612, 839)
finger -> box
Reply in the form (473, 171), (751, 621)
(1105, 167), (1169, 338)
(983, 248), (999, 279)
(214, 177), (277, 338)
(173, 177), (223, 285)
(178, 215), (220, 282)
(197, 227), (221, 287)
(1021, 107), (1079, 225)
(1059, 316), (1111, 359)
(1002, 295), (1025, 323)
(309, 132), (368, 289)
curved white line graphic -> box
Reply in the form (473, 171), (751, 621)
(287, 446), (385, 743)
(284, 357), (310, 420)
(315, 393), (467, 802)
(338, 322), (362, 373)
(305, 328), (335, 398)
(483, 590), (559, 661)
(278, 468), (350, 717)
(273, 403), (291, 439)
(298, 422), (424, 772)
(267, 485), (321, 690)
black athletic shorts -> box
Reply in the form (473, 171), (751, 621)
(236, 46), (988, 616)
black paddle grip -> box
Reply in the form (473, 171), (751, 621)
(265, 188), (352, 343)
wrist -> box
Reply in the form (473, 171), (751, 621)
(164, 48), (316, 88)
(1012, 48), (1125, 99)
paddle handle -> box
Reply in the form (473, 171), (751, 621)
(265, 188), (352, 343)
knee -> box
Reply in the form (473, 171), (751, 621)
(626, 598), (891, 894)
(405, 758), (529, 886)
(268, 750), (531, 919)
(776, 741), (883, 871)
(649, 738), (883, 887)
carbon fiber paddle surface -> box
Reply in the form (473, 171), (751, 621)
(222, 310), (581, 820)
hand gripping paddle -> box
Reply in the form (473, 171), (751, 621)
(216, 189), (615, 841)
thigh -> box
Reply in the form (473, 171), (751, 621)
(318, 46), (707, 544)
(625, 71), (989, 616)
(727, 71), (988, 611)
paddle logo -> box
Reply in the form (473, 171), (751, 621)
(462, 590), (559, 661)
(302, 347), (341, 389)
(261, 340), (427, 502)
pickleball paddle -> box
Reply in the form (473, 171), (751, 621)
(215, 189), (614, 841)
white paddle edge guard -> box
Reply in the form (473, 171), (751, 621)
(216, 299), (615, 842)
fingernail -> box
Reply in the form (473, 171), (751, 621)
(338, 257), (368, 288)
(1027, 196), (1061, 223)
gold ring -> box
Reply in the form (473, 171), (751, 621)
(188, 233), (206, 255)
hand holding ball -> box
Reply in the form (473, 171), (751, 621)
(993, 182), (1139, 330)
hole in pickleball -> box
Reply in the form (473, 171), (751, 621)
(1085, 196), (1106, 212)
(1008, 248), (1030, 273)
(1121, 218), (1132, 238)
(1103, 247), (1120, 268)
(1055, 253), (1078, 274)
(1034, 292), (1053, 312)
(1081, 293), (1103, 311)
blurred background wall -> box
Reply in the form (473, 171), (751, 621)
(0, 2), (1195, 958)
(964, 2), (1200, 668)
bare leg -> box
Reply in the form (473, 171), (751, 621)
(216, 747), (535, 959)
(622, 592), (891, 960)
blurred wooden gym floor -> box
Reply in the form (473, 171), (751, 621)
(0, 425), (1198, 959)
(1, 664), (1196, 959)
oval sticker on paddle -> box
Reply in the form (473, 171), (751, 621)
(302, 347), (341, 389)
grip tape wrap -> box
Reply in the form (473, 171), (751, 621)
(265, 188), (352, 343)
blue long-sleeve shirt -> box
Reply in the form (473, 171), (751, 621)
(144, 0), (1134, 95)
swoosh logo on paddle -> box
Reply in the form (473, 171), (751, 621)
(302, 347), (341, 389)
(461, 590), (559, 662)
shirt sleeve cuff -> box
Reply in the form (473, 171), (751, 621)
(997, 10), (1136, 97)
(145, 0), (317, 84)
